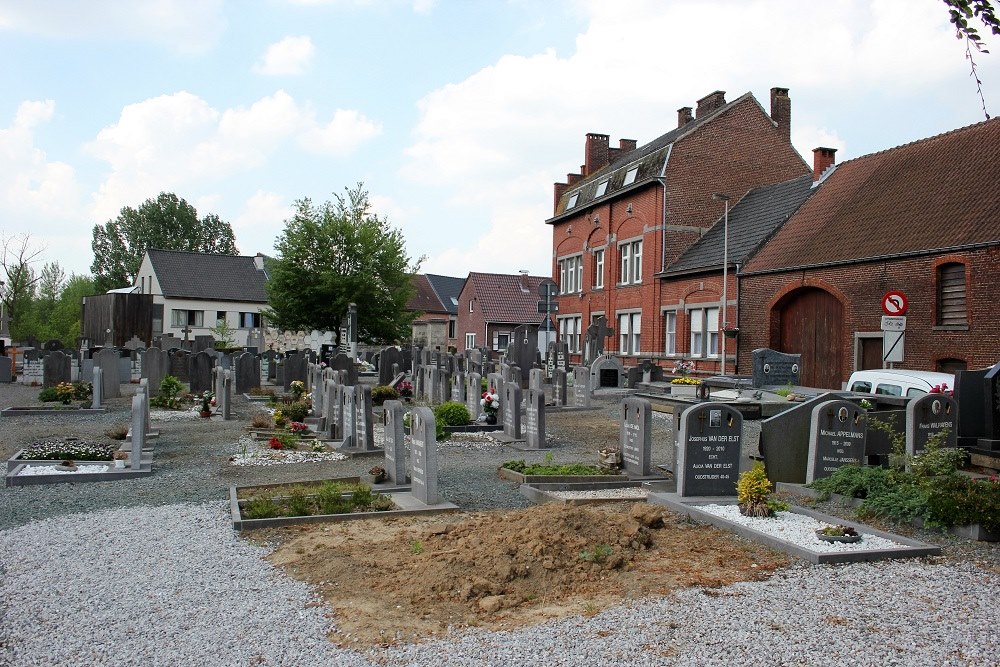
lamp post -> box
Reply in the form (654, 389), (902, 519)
(712, 193), (730, 376)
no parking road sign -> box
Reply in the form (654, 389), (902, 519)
(881, 290), (908, 316)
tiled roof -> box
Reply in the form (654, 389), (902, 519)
(425, 274), (466, 315)
(547, 92), (756, 222)
(661, 175), (814, 275)
(147, 249), (268, 302)
(467, 272), (550, 324)
(744, 118), (1000, 274)
(407, 274), (446, 313)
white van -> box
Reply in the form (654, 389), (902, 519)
(845, 369), (954, 398)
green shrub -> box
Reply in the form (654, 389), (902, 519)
(371, 385), (399, 406)
(151, 375), (184, 409)
(72, 382), (93, 399)
(808, 465), (897, 500)
(434, 401), (470, 427)
(38, 387), (59, 402)
(860, 484), (930, 525)
(243, 496), (281, 520)
(925, 476), (1000, 533)
(283, 400), (311, 422)
(501, 459), (611, 476)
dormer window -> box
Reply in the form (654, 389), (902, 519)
(623, 167), (638, 185)
(596, 180), (608, 197)
(567, 193), (579, 209)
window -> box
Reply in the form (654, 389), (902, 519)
(465, 333), (476, 349)
(593, 249), (604, 289)
(689, 307), (719, 358)
(152, 304), (164, 336)
(619, 240), (642, 284)
(470, 298), (475, 313)
(140, 276), (145, 293)
(239, 312), (261, 328)
(664, 311), (677, 355)
(559, 316), (582, 353)
(937, 263), (967, 326)
(448, 319), (456, 339)
(170, 309), (203, 328)
(494, 332), (510, 351)
(623, 166), (638, 185)
(559, 255), (583, 294)
(566, 193), (579, 209)
(618, 312), (641, 355)
(217, 311), (227, 324)
(596, 180), (608, 197)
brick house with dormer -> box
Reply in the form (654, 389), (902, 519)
(547, 87), (809, 373)
(455, 272), (550, 353)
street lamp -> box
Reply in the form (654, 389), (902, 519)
(712, 193), (730, 376)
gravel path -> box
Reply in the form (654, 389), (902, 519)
(1, 380), (999, 666)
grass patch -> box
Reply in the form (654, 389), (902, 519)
(238, 480), (396, 519)
(501, 459), (618, 476)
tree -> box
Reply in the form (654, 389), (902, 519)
(91, 192), (239, 293)
(0, 233), (43, 342)
(50, 274), (96, 347)
(943, 0), (1000, 118)
(265, 184), (420, 346)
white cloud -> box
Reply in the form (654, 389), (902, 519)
(253, 35), (316, 76)
(0, 0), (227, 56)
(299, 109), (383, 155)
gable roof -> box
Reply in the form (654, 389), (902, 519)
(425, 274), (465, 315)
(546, 92), (762, 223)
(407, 274), (448, 314)
(660, 174), (814, 276)
(744, 118), (1000, 274)
(466, 272), (550, 324)
(146, 249), (268, 302)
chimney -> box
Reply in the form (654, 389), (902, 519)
(553, 182), (568, 213)
(695, 91), (726, 118)
(253, 253), (265, 271)
(677, 106), (694, 127)
(584, 133), (610, 176)
(812, 147), (837, 181)
(619, 138), (637, 152)
(567, 172), (583, 185)
(770, 87), (791, 140)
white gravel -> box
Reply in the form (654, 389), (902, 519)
(549, 487), (649, 500)
(697, 503), (908, 553)
(15, 464), (111, 476)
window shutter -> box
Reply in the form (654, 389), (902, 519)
(938, 264), (967, 326)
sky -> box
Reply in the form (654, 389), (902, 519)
(1, 0), (997, 285)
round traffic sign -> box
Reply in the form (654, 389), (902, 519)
(881, 290), (908, 316)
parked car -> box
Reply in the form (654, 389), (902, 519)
(845, 369), (954, 398)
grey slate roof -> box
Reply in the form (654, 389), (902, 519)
(425, 274), (466, 315)
(547, 92), (758, 222)
(147, 249), (268, 302)
(660, 174), (814, 276)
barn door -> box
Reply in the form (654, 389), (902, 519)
(777, 287), (843, 389)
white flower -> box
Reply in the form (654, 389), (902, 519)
(491, 401), (499, 409)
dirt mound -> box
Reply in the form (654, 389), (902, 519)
(259, 502), (790, 647)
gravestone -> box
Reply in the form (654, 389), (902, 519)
(170, 350), (191, 383)
(379, 347), (403, 386)
(130, 393), (146, 468)
(339, 386), (357, 448)
(190, 351), (214, 394)
(124, 336), (144, 351)
(572, 366), (591, 408)
(221, 370), (233, 420)
(524, 387), (546, 449)
(906, 393), (958, 457)
(590, 354), (625, 390)
(553, 368), (567, 406)
(0, 356), (12, 383)
(529, 368), (545, 391)
(503, 382), (522, 440)
(400, 346), (413, 373)
(193, 335), (215, 353)
(142, 348), (167, 396)
(137, 379), (152, 433)
(158, 334), (181, 350)
(583, 316), (614, 366)
(213, 366), (225, 411)
(42, 350), (71, 387)
(806, 399), (867, 484)
(94, 348), (121, 399)
(468, 348), (483, 376)
(759, 393), (839, 484)
(91, 367), (103, 409)
(751, 348), (801, 388)
(284, 353), (308, 389)
(330, 353), (357, 386)
(510, 365), (523, 390)
(676, 403), (743, 496)
(263, 350), (279, 382)
(955, 367), (988, 447)
(451, 371), (466, 403)
(981, 362), (1000, 451)
(410, 407), (440, 505)
(509, 324), (538, 383)
(620, 397), (653, 476)
(324, 380), (343, 440)
(466, 372), (482, 419)
(118, 353), (132, 385)
(235, 353), (260, 394)
(382, 400), (407, 483)
(352, 385), (376, 451)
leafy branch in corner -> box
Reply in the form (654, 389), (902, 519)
(944, 0), (1000, 118)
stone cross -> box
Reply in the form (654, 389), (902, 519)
(584, 316), (614, 365)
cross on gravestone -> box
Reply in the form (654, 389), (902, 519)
(572, 366), (591, 408)
(382, 400), (408, 483)
(806, 399), (866, 484)
(620, 397), (653, 476)
(180, 325), (193, 342)
(675, 403), (743, 496)
(503, 382), (522, 439)
(524, 387), (546, 449)
(584, 316), (614, 366)
(410, 407), (440, 505)
(906, 393), (958, 457)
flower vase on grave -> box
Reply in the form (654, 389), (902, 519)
(485, 414), (497, 425)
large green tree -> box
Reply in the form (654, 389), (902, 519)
(265, 184), (420, 346)
(1, 233), (43, 342)
(91, 192), (239, 293)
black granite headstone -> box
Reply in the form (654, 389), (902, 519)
(676, 403), (743, 496)
(620, 397), (652, 476)
(751, 348), (801, 388)
(806, 399), (867, 483)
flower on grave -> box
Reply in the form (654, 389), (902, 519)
(320, 362), (327, 368)
(673, 360), (694, 377)
(290, 380), (306, 399)
(481, 391), (500, 417)
(200, 391), (215, 412)
(369, 465), (387, 481)
(670, 376), (701, 385)
(310, 441), (325, 452)
(268, 436), (284, 450)
(398, 381), (413, 398)
(859, 398), (874, 410)
(54, 382), (77, 404)
(929, 383), (953, 396)
(287, 421), (309, 434)
(272, 409), (287, 427)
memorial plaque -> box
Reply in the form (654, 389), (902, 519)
(906, 393), (958, 457)
(676, 403), (743, 496)
(620, 397), (652, 476)
(411, 407), (439, 505)
(807, 399), (867, 483)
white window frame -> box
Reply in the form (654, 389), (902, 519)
(494, 331), (510, 351)
(688, 306), (719, 358)
(465, 333), (476, 349)
(617, 311), (641, 356)
(566, 193), (579, 209)
(623, 166), (638, 185)
(170, 309), (204, 328)
(594, 249), (605, 289)
(559, 315), (582, 353)
(559, 254), (583, 294)
(663, 310), (677, 355)
(618, 238), (642, 285)
(596, 180), (608, 197)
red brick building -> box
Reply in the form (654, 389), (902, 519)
(408, 274), (465, 350)
(455, 272), (550, 353)
(739, 118), (1000, 388)
(547, 87), (809, 372)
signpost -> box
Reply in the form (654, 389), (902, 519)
(538, 280), (558, 348)
(881, 290), (908, 316)
(880, 292), (907, 364)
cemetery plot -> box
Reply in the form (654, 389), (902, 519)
(5, 436), (152, 486)
(518, 480), (650, 505)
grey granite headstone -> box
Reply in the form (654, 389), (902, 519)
(410, 407), (439, 505)
(352, 385), (375, 451)
(379, 347), (403, 386)
(94, 348), (121, 399)
(413, 364), (425, 400)
(91, 367), (103, 409)
(466, 372), (482, 419)
(676, 403), (743, 496)
(525, 387), (546, 449)
(759, 393), (839, 484)
(340, 386), (357, 448)
(906, 393), (958, 457)
(573, 366), (591, 408)
(169, 350), (190, 383)
(807, 399), (867, 484)
(324, 380), (343, 440)
(143, 348), (168, 396)
(981, 361), (1000, 450)
(529, 368), (545, 391)
(0, 356), (13, 383)
(553, 368), (567, 406)
(509, 324), (537, 384)
(235, 353), (260, 394)
(330, 353), (357, 386)
(451, 371), (466, 403)
(751, 348), (801, 389)
(284, 353), (308, 389)
(382, 400), (407, 483)
(509, 365), (523, 391)
(503, 382), (522, 440)
(130, 393), (145, 468)
(590, 353), (625, 390)
(42, 350), (71, 387)
(221, 370), (232, 420)
(620, 397), (653, 477)
(137, 379), (152, 433)
(190, 351), (214, 394)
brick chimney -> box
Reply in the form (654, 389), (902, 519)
(619, 138), (637, 152)
(584, 133), (610, 176)
(553, 182), (568, 213)
(812, 147), (837, 181)
(770, 87), (791, 140)
(695, 91), (726, 118)
(677, 106), (694, 127)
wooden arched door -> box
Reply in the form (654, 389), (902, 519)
(777, 287), (843, 389)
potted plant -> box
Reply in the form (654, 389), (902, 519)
(815, 524), (862, 543)
(199, 391), (214, 417)
(722, 325), (740, 339)
(54, 459), (77, 472)
(289, 380), (306, 400)
(481, 390), (500, 425)
(368, 465), (388, 484)
(112, 450), (129, 469)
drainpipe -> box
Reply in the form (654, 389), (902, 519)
(734, 262), (741, 374)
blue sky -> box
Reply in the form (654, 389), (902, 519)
(1, 0), (996, 283)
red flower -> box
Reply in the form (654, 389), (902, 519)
(268, 437), (283, 450)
